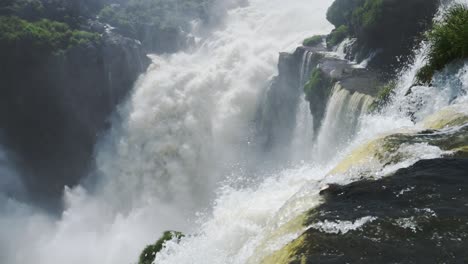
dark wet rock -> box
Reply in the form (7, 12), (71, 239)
(0, 28), (150, 210)
(255, 51), (303, 153)
(326, 0), (440, 76)
(287, 158), (468, 263)
(257, 44), (382, 149)
(297, 46), (381, 134)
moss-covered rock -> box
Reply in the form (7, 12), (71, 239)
(416, 4), (468, 84)
(138, 231), (184, 264)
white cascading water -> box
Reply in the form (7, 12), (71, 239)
(313, 83), (374, 162)
(2, 0), (467, 263)
(1, 0), (335, 263)
(154, 1), (468, 263)
(290, 50), (317, 163)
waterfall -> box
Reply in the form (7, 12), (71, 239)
(290, 50), (316, 163)
(2, 0), (467, 264)
(314, 83), (374, 162)
(155, 31), (468, 262)
(0, 1), (335, 264)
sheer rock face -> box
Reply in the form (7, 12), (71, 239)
(255, 51), (302, 153)
(0, 27), (150, 209)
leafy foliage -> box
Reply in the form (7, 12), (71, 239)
(369, 81), (396, 112)
(304, 68), (328, 100)
(0, 15), (100, 53)
(326, 0), (364, 28)
(326, 25), (348, 48)
(351, 0), (383, 33)
(138, 231), (184, 264)
(303, 35), (324, 47)
(416, 4), (468, 84)
(325, 0), (438, 72)
(98, 0), (211, 35)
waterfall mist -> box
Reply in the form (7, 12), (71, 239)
(153, 1), (468, 263)
(0, 0), (334, 263)
(2, 0), (466, 263)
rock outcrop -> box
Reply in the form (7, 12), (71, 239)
(326, 0), (440, 75)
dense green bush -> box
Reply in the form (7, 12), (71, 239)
(0, 0), (107, 26)
(326, 25), (348, 47)
(416, 4), (468, 84)
(303, 35), (324, 47)
(351, 0), (384, 33)
(0, 16), (100, 52)
(138, 231), (184, 264)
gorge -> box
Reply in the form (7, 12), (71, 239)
(1, 0), (468, 263)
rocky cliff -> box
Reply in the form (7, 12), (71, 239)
(0, 24), (150, 209)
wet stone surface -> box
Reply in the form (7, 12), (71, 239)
(293, 158), (468, 263)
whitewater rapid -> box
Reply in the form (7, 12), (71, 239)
(1, 0), (467, 263)
(1, 0), (334, 263)
(154, 1), (468, 263)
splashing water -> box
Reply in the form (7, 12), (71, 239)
(290, 50), (317, 163)
(154, 1), (468, 263)
(0, 0), (334, 263)
(2, 0), (468, 263)
(314, 83), (374, 162)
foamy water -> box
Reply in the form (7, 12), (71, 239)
(1, 0), (467, 263)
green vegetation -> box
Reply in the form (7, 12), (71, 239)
(303, 35), (324, 47)
(304, 67), (333, 102)
(326, 0), (365, 28)
(351, 0), (383, 33)
(0, 0), (106, 26)
(304, 68), (325, 99)
(0, 16), (100, 53)
(326, 25), (348, 47)
(416, 4), (468, 84)
(98, 0), (212, 39)
(326, 0), (383, 42)
(325, 0), (438, 71)
(138, 231), (184, 264)
(369, 82), (396, 112)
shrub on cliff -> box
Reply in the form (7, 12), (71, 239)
(416, 4), (468, 84)
(326, 0), (364, 28)
(303, 35), (324, 47)
(138, 231), (184, 264)
(326, 25), (349, 48)
(350, 0), (383, 34)
(304, 67), (333, 102)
